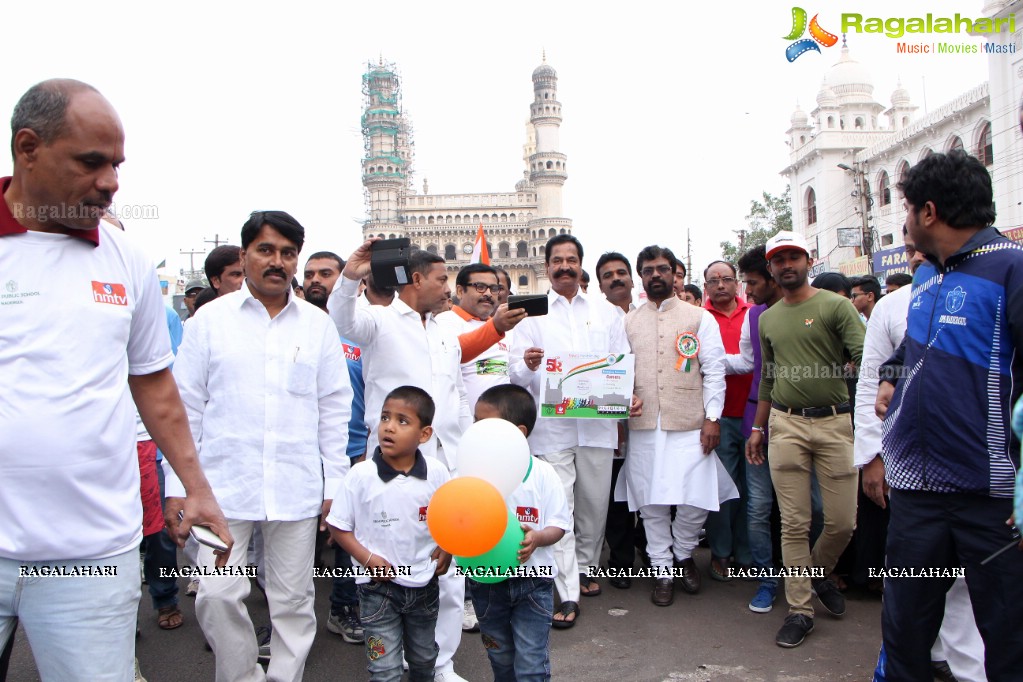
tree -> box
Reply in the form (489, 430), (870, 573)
(720, 186), (792, 262)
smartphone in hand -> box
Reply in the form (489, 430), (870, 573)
(178, 511), (229, 552)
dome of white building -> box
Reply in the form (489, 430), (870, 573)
(826, 44), (874, 99)
(532, 63), (557, 79)
(791, 104), (809, 126)
(816, 80), (838, 109)
(891, 79), (911, 107)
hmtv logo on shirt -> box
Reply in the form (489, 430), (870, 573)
(418, 506), (428, 522)
(343, 343), (362, 362)
(91, 281), (128, 306)
(516, 506), (539, 524)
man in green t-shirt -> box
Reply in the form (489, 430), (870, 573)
(746, 231), (864, 649)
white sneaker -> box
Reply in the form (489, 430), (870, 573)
(461, 599), (479, 632)
(186, 577), (199, 597)
(435, 671), (469, 682)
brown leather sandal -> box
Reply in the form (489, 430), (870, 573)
(157, 605), (184, 630)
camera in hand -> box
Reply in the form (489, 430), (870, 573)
(371, 238), (412, 288)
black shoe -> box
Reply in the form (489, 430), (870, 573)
(608, 574), (631, 590)
(931, 660), (959, 682)
(651, 578), (674, 606)
(775, 614), (814, 648)
(811, 577), (846, 617)
(674, 557), (701, 594)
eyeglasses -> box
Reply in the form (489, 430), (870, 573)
(705, 277), (737, 287)
(639, 265), (673, 277)
(466, 282), (506, 294)
(849, 292), (865, 299)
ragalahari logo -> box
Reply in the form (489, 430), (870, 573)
(785, 7), (839, 62)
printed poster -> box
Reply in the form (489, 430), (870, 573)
(540, 352), (635, 419)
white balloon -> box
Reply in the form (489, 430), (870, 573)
(456, 418), (532, 498)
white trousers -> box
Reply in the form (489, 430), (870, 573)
(196, 517), (317, 682)
(538, 446), (614, 602)
(640, 504), (708, 570)
(434, 567), (465, 674)
(930, 576), (987, 682)
(434, 443), (465, 674)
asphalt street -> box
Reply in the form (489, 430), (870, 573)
(5, 547), (886, 682)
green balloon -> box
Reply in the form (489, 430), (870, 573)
(458, 509), (525, 584)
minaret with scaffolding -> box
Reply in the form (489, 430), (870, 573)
(361, 60), (414, 240)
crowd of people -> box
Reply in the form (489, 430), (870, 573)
(2, 78), (1023, 682)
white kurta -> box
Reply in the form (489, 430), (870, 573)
(614, 307), (738, 511)
(618, 423), (738, 511)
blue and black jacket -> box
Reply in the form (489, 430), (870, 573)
(881, 227), (1023, 497)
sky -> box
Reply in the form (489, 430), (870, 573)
(1, 0), (995, 286)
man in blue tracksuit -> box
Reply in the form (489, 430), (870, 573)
(876, 151), (1023, 681)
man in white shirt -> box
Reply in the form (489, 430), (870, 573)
(510, 234), (637, 627)
(595, 252), (640, 589)
(168, 210), (352, 682)
(331, 241), (501, 682)
(0, 79), (230, 681)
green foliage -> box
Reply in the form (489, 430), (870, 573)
(720, 186), (792, 262)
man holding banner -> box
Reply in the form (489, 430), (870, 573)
(614, 245), (735, 607)
(510, 234), (637, 628)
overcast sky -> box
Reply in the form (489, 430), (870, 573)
(1, 0), (993, 282)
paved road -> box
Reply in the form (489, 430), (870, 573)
(5, 547), (885, 682)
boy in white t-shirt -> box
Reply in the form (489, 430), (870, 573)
(327, 386), (452, 682)
(468, 384), (571, 682)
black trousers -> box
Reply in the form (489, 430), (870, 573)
(882, 489), (1023, 681)
(606, 458), (637, 569)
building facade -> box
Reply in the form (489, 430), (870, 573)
(781, 40), (995, 284)
(361, 58), (572, 294)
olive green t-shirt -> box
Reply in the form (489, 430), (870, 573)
(758, 289), (865, 409)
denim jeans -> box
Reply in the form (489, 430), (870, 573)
(706, 417), (751, 565)
(143, 463), (180, 610)
(0, 547), (140, 681)
(745, 447), (776, 588)
(358, 578), (440, 682)
(330, 546), (358, 613)
(468, 577), (554, 682)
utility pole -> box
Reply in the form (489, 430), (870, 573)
(855, 164), (873, 271)
(838, 162), (874, 274)
(204, 234), (229, 248)
(179, 248), (205, 272)
(686, 229), (693, 284)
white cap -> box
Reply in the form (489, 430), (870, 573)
(765, 231), (810, 259)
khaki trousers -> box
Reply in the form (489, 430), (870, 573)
(768, 408), (857, 617)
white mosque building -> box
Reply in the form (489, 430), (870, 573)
(782, 0), (1023, 283)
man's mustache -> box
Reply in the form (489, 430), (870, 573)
(554, 269), (577, 279)
(610, 280), (625, 289)
(264, 268), (287, 279)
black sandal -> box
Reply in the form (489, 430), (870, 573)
(552, 600), (579, 629)
(579, 573), (602, 597)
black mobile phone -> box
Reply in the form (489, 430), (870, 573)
(508, 294), (548, 317)
(370, 238), (412, 288)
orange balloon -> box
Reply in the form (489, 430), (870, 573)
(427, 477), (507, 557)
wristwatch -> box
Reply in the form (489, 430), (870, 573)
(705, 417), (719, 423)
